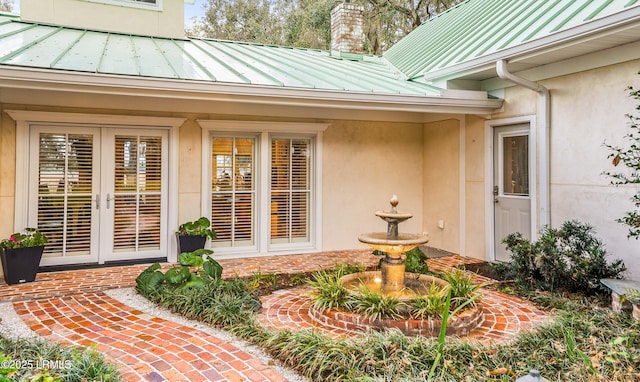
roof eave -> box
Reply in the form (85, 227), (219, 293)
(418, 5), (640, 83)
(0, 66), (503, 115)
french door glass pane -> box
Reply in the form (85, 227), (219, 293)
(211, 137), (255, 247)
(502, 135), (529, 196)
(270, 138), (310, 243)
(37, 133), (93, 257)
(113, 135), (162, 252)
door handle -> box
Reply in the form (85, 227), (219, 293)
(95, 194), (100, 209)
(106, 194), (113, 209)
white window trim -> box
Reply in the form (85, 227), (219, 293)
(199, 120), (328, 259)
(82, 0), (163, 11)
(484, 115), (537, 263)
(7, 110), (184, 262)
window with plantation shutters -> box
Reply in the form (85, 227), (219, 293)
(37, 132), (95, 257)
(270, 138), (310, 244)
(211, 137), (255, 247)
(113, 135), (162, 252)
(202, 120), (324, 256)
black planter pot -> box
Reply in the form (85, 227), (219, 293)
(1, 246), (45, 285)
(176, 234), (207, 254)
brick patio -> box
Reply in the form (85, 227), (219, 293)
(0, 250), (550, 381)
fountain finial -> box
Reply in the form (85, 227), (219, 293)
(390, 195), (399, 212)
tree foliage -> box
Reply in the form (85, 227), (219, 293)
(604, 83), (640, 239)
(0, 0), (13, 12)
(191, 0), (464, 54)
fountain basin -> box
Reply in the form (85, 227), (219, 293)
(357, 232), (429, 256)
(341, 271), (447, 300)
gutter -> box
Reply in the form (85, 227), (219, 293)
(0, 66), (504, 115)
(496, 59), (550, 230)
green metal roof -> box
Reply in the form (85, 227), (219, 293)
(0, 15), (441, 96)
(384, 0), (640, 79)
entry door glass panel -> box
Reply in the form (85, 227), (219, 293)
(113, 135), (163, 252)
(211, 137), (255, 248)
(270, 138), (310, 244)
(33, 129), (99, 264)
(493, 126), (531, 262)
(503, 135), (529, 196)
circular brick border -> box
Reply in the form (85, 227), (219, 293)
(308, 304), (484, 337)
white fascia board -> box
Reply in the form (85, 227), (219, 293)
(481, 39), (640, 92)
(419, 6), (640, 83)
(0, 66), (503, 114)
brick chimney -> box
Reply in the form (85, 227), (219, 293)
(330, 1), (364, 55)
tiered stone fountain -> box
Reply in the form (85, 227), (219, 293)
(309, 196), (484, 336)
(342, 195), (444, 298)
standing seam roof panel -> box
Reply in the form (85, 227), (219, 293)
(0, 19), (442, 97)
(384, 0), (640, 79)
(52, 31), (109, 71)
(154, 39), (214, 80)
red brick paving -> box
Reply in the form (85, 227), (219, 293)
(1, 250), (550, 381)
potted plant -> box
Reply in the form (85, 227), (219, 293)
(176, 217), (216, 254)
(1, 228), (48, 285)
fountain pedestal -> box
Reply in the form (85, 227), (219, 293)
(357, 195), (429, 295)
(381, 255), (405, 294)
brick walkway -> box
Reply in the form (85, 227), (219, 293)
(0, 250), (550, 381)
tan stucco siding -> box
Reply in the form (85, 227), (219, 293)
(489, 59), (640, 278)
(20, 0), (185, 39)
(322, 121), (424, 251)
(423, 119), (460, 254)
(177, 119), (203, 225)
(0, 108), (16, 244)
(464, 115), (487, 260)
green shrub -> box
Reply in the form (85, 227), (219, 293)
(493, 220), (626, 293)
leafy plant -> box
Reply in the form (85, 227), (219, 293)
(0, 337), (120, 381)
(178, 248), (213, 267)
(135, 257), (223, 296)
(1, 228), (48, 249)
(350, 284), (403, 321)
(176, 217), (216, 239)
(494, 220), (626, 293)
(604, 84), (640, 239)
(409, 283), (447, 319)
(621, 288), (640, 303)
(439, 267), (484, 308)
(307, 269), (351, 312)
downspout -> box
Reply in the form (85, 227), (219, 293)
(496, 59), (550, 230)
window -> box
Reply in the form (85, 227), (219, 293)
(211, 137), (255, 248)
(201, 121), (327, 257)
(270, 138), (310, 244)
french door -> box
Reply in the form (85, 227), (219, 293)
(29, 125), (168, 266)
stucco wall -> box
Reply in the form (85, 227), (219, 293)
(20, 0), (185, 38)
(0, 105), (424, 274)
(322, 120), (424, 251)
(464, 115), (488, 260)
(0, 108), (15, 244)
(491, 59), (640, 279)
(423, 119), (460, 254)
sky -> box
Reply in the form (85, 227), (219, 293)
(11, 0), (209, 30)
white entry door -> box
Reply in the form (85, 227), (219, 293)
(493, 125), (531, 262)
(29, 126), (168, 266)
